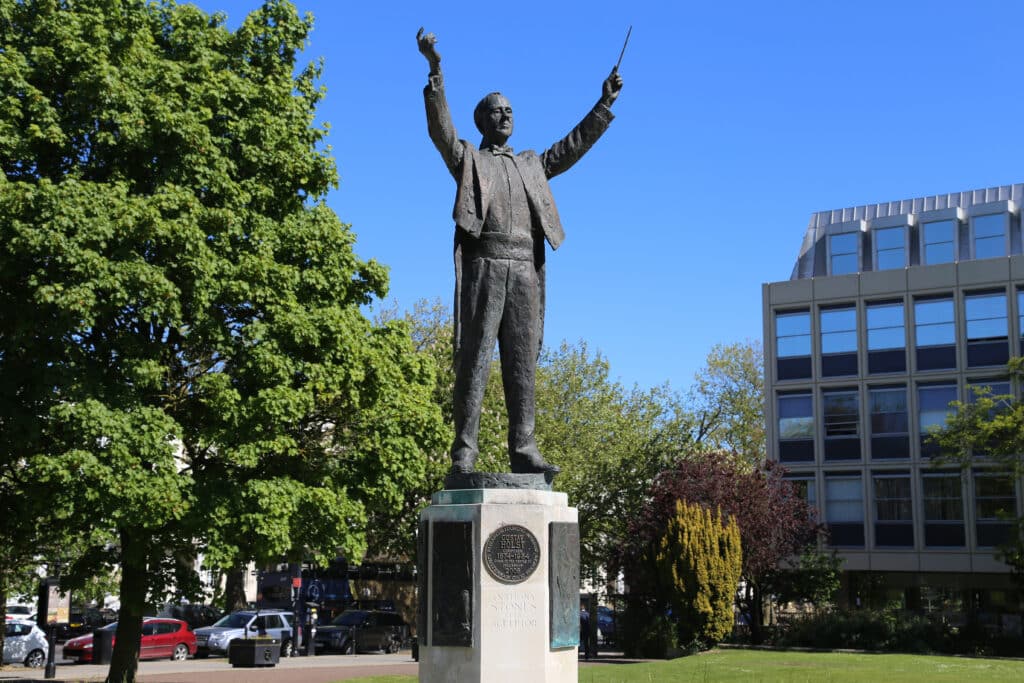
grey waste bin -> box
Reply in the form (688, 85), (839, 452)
(93, 628), (114, 665)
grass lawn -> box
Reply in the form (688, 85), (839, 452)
(337, 648), (1024, 683)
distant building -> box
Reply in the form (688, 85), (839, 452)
(762, 183), (1023, 624)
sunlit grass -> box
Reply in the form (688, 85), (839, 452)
(337, 649), (1024, 683)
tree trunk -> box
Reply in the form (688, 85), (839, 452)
(223, 566), (248, 611)
(0, 583), (7, 665)
(106, 529), (147, 683)
(749, 582), (765, 645)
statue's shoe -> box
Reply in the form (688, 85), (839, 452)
(509, 454), (560, 475)
(449, 458), (476, 475)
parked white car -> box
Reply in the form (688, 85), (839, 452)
(4, 604), (34, 622)
(4, 621), (48, 668)
(193, 610), (295, 658)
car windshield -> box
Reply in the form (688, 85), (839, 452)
(100, 622), (118, 631)
(212, 613), (252, 629)
(331, 611), (367, 626)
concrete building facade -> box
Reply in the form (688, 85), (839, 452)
(762, 183), (1023, 624)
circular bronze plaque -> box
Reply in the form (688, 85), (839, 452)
(483, 524), (540, 584)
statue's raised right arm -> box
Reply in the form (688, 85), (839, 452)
(418, 28), (463, 176)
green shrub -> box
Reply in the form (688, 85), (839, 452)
(774, 609), (1024, 656)
(619, 604), (678, 659)
(656, 501), (743, 647)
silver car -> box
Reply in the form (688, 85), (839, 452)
(4, 621), (48, 668)
(193, 610), (294, 658)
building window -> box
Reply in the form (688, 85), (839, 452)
(830, 232), (859, 275)
(974, 473), (1017, 547)
(922, 472), (965, 547)
(972, 214), (1007, 259)
(918, 383), (957, 458)
(785, 475), (818, 520)
(869, 386), (909, 459)
(873, 473), (913, 547)
(823, 389), (860, 461)
(965, 292), (1008, 368)
(915, 297), (956, 371)
(778, 393), (814, 463)
(967, 378), (1011, 457)
(776, 310), (812, 380)
(967, 378), (1011, 405)
(821, 306), (857, 377)
(1018, 289), (1024, 356)
(825, 473), (864, 547)
(921, 220), (957, 265)
(788, 477), (817, 506)
(866, 301), (906, 373)
(873, 226), (906, 270)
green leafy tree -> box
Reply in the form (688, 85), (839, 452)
(534, 341), (691, 585)
(656, 500), (742, 647)
(0, 2), (445, 682)
(930, 358), (1024, 584)
(687, 340), (765, 469)
(764, 547), (842, 611)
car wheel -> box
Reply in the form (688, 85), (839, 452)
(385, 636), (400, 654)
(280, 639), (293, 658)
(194, 649), (209, 659)
(25, 649), (45, 668)
(342, 639), (354, 655)
(171, 644), (189, 661)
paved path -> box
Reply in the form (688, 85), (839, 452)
(0, 650), (633, 682)
(0, 651), (418, 682)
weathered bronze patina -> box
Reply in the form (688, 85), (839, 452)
(431, 521), (474, 646)
(483, 525), (541, 584)
(548, 522), (581, 648)
(417, 28), (623, 479)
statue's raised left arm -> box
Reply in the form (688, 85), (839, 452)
(541, 69), (623, 179)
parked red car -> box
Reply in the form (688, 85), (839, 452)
(63, 618), (196, 663)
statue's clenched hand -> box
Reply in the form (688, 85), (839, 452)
(417, 27), (441, 72)
(600, 68), (624, 108)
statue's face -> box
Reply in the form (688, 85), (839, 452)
(481, 94), (513, 144)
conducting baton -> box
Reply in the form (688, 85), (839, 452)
(613, 25), (632, 73)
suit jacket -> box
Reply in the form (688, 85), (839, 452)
(422, 73), (614, 355)
(424, 73), (614, 250)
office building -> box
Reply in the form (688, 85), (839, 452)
(762, 183), (1023, 620)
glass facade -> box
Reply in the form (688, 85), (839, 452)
(965, 292), (1008, 367)
(874, 227), (906, 270)
(915, 298), (956, 371)
(869, 386), (909, 459)
(974, 473), (1016, 547)
(776, 310), (812, 380)
(972, 214), (1006, 259)
(866, 301), (905, 373)
(830, 232), (859, 275)
(826, 474), (864, 547)
(922, 472), (965, 547)
(778, 393), (814, 463)
(921, 220), (957, 265)
(823, 390), (860, 460)
(821, 306), (857, 376)
(873, 473), (913, 547)
(918, 384), (957, 458)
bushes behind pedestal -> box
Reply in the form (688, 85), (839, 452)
(773, 609), (1024, 657)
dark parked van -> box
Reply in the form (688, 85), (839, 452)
(314, 609), (408, 654)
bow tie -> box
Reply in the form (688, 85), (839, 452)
(487, 144), (514, 156)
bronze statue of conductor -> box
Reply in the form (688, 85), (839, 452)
(418, 28), (623, 476)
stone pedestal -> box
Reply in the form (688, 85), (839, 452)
(417, 484), (579, 683)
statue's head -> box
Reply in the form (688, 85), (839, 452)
(474, 92), (513, 146)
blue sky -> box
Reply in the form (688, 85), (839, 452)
(195, 0), (1024, 391)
